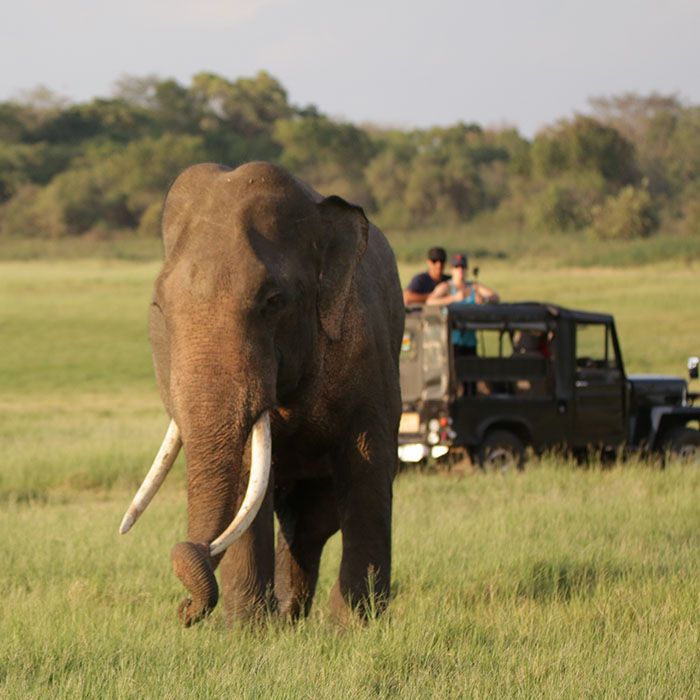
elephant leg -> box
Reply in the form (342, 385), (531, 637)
(219, 483), (275, 625)
(330, 427), (395, 622)
(274, 477), (340, 620)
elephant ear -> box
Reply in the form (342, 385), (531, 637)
(317, 195), (369, 341)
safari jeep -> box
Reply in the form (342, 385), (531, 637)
(398, 303), (700, 470)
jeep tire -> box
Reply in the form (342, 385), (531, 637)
(662, 426), (700, 466)
(477, 430), (525, 473)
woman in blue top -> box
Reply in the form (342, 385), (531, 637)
(426, 253), (499, 355)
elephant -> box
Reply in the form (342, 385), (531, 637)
(119, 161), (404, 626)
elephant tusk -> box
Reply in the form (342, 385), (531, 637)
(119, 419), (182, 535)
(209, 411), (271, 557)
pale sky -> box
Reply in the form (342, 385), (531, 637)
(1, 0), (698, 136)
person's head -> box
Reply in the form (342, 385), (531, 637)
(426, 247), (446, 281)
(450, 253), (468, 283)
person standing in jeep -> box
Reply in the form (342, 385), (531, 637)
(426, 253), (500, 356)
(427, 254), (499, 307)
(403, 247), (451, 305)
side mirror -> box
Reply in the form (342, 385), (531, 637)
(688, 356), (699, 380)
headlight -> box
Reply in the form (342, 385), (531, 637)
(398, 444), (429, 462)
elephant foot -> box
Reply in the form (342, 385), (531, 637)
(329, 581), (353, 626)
(329, 572), (389, 625)
(171, 541), (219, 627)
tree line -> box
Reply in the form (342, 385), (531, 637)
(0, 72), (698, 244)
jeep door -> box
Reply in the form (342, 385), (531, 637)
(399, 308), (451, 446)
(572, 321), (626, 445)
(451, 320), (567, 449)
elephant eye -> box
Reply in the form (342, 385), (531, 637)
(267, 292), (283, 306)
(262, 292), (285, 315)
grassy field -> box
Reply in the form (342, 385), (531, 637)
(1, 257), (699, 697)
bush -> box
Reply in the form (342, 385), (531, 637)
(681, 198), (700, 237)
(527, 183), (584, 232)
(589, 185), (659, 240)
(136, 200), (163, 238)
(0, 185), (46, 237)
(525, 173), (605, 233)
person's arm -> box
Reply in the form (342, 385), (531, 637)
(403, 273), (432, 305)
(403, 288), (430, 305)
(426, 281), (460, 306)
(474, 283), (499, 304)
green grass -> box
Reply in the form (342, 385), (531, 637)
(1, 258), (699, 697)
(0, 234), (163, 262)
(2, 465), (699, 697)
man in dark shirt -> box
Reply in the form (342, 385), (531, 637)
(403, 247), (451, 305)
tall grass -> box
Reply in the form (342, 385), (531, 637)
(384, 212), (700, 268)
(2, 217), (700, 270)
(2, 464), (699, 697)
(1, 258), (699, 697)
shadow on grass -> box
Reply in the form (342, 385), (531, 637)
(515, 559), (628, 602)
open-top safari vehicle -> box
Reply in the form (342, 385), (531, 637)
(399, 303), (700, 470)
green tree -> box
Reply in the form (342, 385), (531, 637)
(114, 75), (198, 133)
(109, 134), (207, 223)
(0, 143), (42, 201)
(275, 114), (376, 205)
(191, 71), (291, 137)
(590, 94), (700, 238)
(365, 148), (411, 206)
(397, 124), (504, 222)
(532, 116), (637, 186)
(188, 71), (292, 164)
(589, 92), (683, 145)
(29, 98), (152, 144)
(0, 134), (207, 238)
(0, 140), (75, 201)
(492, 128), (532, 177)
(0, 103), (27, 142)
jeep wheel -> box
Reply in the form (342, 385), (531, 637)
(663, 427), (700, 466)
(477, 430), (525, 473)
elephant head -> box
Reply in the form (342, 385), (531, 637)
(120, 161), (369, 624)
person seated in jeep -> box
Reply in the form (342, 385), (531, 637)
(513, 329), (553, 359)
(512, 329), (554, 394)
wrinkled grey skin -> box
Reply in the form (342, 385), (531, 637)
(149, 161), (403, 625)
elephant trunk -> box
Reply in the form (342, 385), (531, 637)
(170, 399), (272, 625)
(171, 541), (219, 626)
